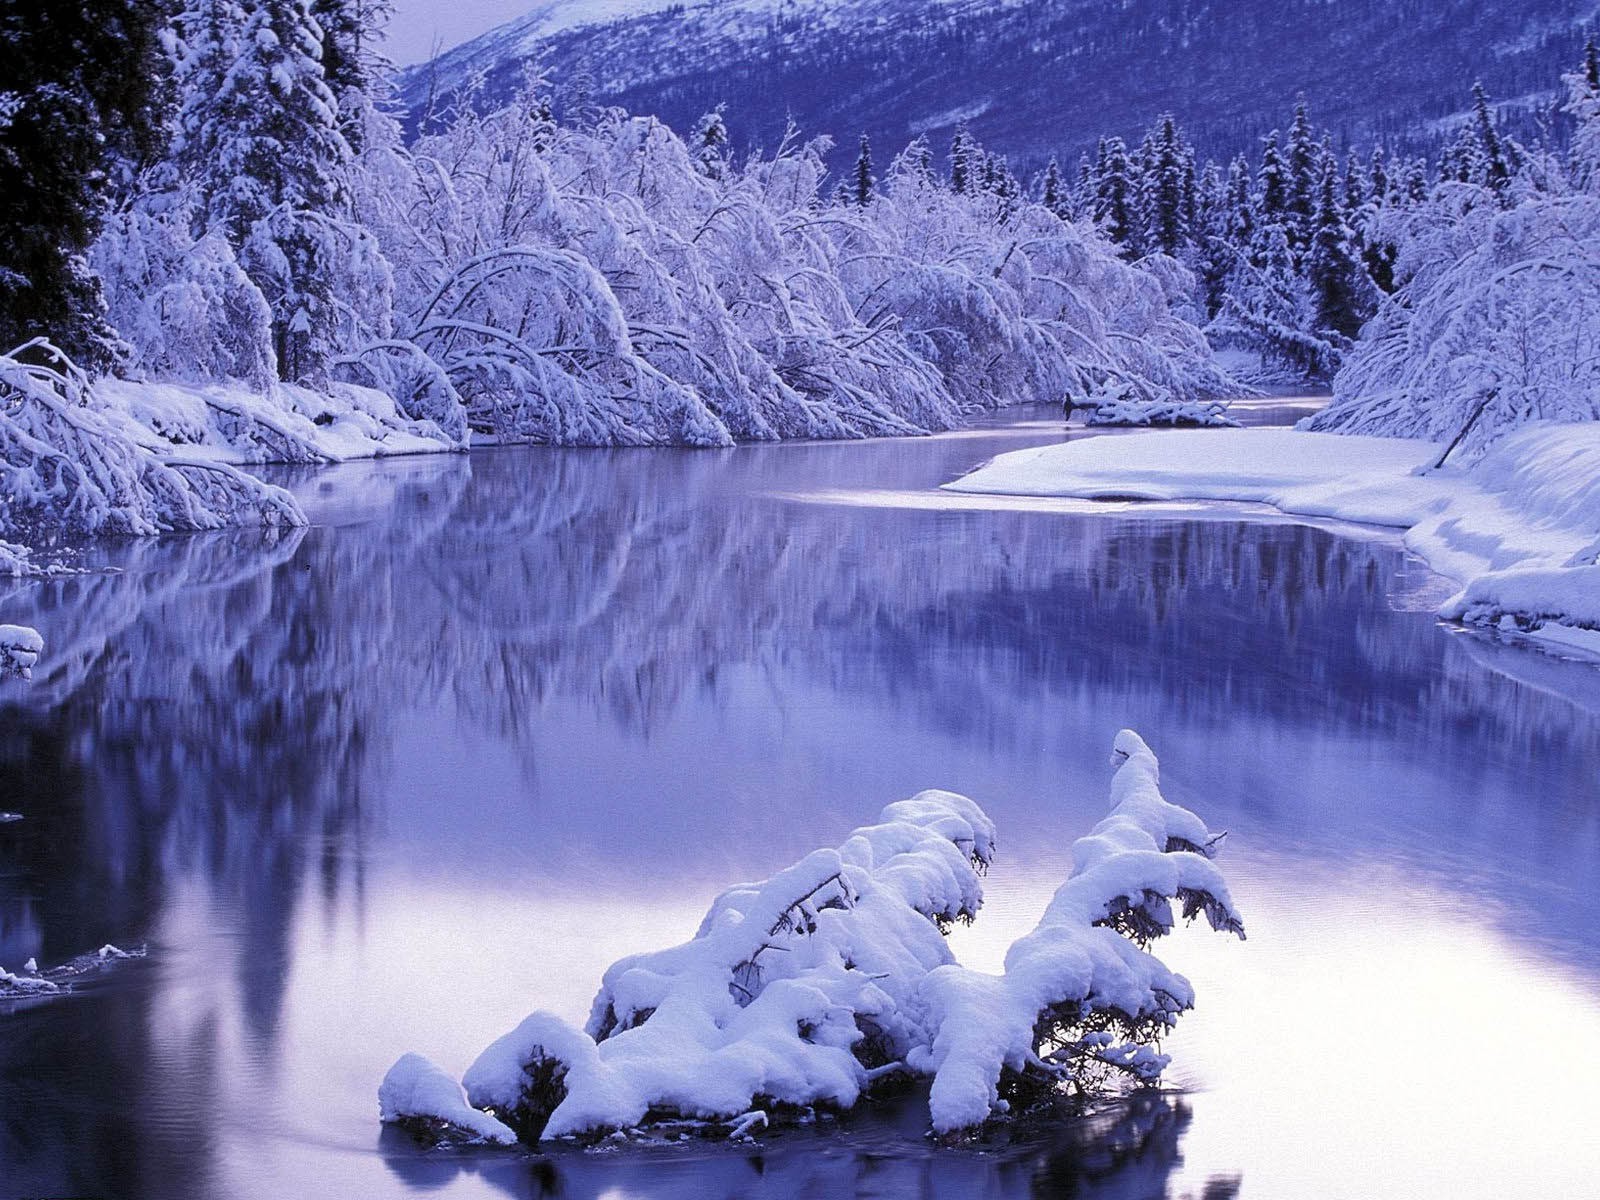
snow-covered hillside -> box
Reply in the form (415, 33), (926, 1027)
(398, 0), (1593, 167)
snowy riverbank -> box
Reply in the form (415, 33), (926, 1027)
(948, 423), (1600, 655)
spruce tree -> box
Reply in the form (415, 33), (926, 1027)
(1257, 131), (1289, 224)
(1140, 113), (1192, 256)
(1041, 156), (1064, 217)
(1284, 99), (1319, 255)
(949, 123), (974, 195)
(309, 0), (393, 150)
(1307, 166), (1374, 341)
(1469, 81), (1513, 192)
(853, 133), (875, 206)
(1093, 137), (1139, 256)
(0, 0), (173, 364)
(692, 105), (729, 180)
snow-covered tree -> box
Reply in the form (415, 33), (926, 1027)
(853, 133), (875, 207)
(691, 104), (729, 180)
(176, 0), (363, 383)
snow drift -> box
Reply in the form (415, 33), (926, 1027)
(381, 732), (1242, 1144)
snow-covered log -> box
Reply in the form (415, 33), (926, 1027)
(382, 734), (1241, 1144)
(1076, 382), (1239, 428)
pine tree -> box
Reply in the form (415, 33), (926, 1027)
(1469, 81), (1513, 192)
(0, 0), (173, 365)
(1193, 161), (1232, 319)
(1284, 99), (1319, 255)
(1225, 154), (1256, 249)
(1140, 113), (1192, 256)
(853, 133), (875, 207)
(1343, 151), (1368, 213)
(308, 0), (390, 149)
(1307, 166), (1375, 340)
(1368, 144), (1390, 206)
(1041, 156), (1065, 217)
(1257, 131), (1289, 224)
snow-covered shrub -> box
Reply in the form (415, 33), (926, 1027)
(92, 198), (278, 392)
(913, 730), (1243, 1134)
(0, 341), (304, 543)
(0, 623), (42, 680)
(382, 731), (1242, 1144)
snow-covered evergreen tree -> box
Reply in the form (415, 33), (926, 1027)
(1093, 137), (1140, 255)
(691, 104), (729, 180)
(176, 0), (374, 384)
(853, 133), (875, 206)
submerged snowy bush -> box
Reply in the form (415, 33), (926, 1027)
(382, 731), (1242, 1145)
(0, 623), (42, 681)
(0, 342), (304, 543)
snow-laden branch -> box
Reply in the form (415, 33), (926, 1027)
(381, 732), (1241, 1146)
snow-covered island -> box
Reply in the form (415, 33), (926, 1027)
(381, 731), (1243, 1146)
(949, 423), (1600, 656)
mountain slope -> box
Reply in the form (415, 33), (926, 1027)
(397, 0), (1597, 169)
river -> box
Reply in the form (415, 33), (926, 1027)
(2, 402), (1597, 1198)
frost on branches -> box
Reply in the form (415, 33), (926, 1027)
(352, 86), (1234, 446)
(0, 341), (304, 545)
(381, 731), (1242, 1146)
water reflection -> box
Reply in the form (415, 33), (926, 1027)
(0, 415), (1596, 1199)
(375, 1092), (1227, 1200)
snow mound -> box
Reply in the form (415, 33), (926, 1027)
(0, 624), (43, 681)
(379, 1053), (519, 1146)
(948, 423), (1600, 650)
(385, 737), (1241, 1143)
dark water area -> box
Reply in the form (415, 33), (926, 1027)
(1, 402), (1596, 1199)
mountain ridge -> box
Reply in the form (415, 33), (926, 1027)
(397, 0), (1597, 170)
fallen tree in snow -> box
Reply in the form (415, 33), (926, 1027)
(381, 731), (1242, 1145)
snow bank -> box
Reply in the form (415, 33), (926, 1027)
(384, 736), (1241, 1143)
(948, 423), (1600, 650)
(0, 624), (43, 681)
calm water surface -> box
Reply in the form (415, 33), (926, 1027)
(2, 403), (1597, 1199)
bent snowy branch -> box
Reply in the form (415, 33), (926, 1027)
(381, 733), (1240, 1145)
